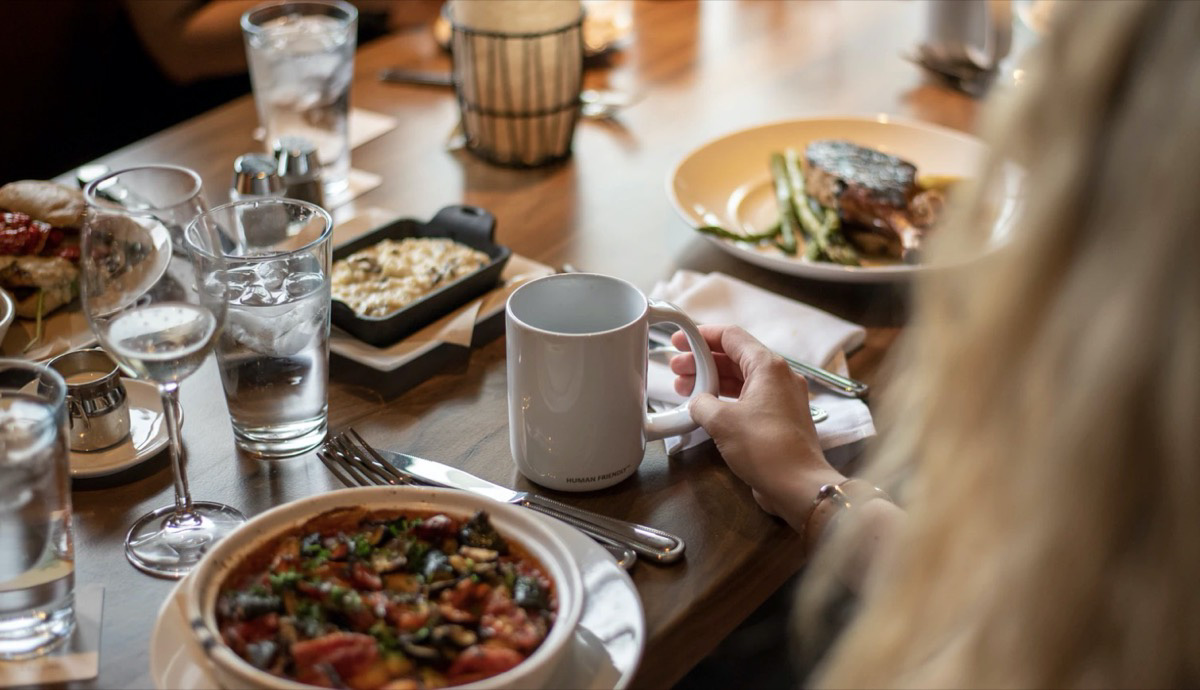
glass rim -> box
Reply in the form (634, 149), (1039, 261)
(83, 164), (204, 218)
(0, 357), (67, 413)
(241, 0), (358, 34)
(185, 197), (333, 262)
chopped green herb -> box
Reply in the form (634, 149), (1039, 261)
(300, 533), (324, 556)
(296, 599), (324, 622)
(406, 541), (430, 573)
(302, 547), (331, 569)
(369, 620), (399, 650)
(352, 534), (372, 558)
(387, 518), (410, 538)
(268, 570), (302, 590)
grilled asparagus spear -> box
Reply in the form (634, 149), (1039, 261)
(696, 222), (780, 243)
(768, 153), (800, 255)
(784, 149), (859, 266)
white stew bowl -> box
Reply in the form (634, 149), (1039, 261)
(182, 486), (585, 690)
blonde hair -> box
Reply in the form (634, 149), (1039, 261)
(803, 1), (1200, 687)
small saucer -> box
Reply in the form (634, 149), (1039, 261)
(71, 379), (170, 479)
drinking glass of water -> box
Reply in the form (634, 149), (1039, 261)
(242, 0), (358, 203)
(186, 198), (333, 458)
(81, 165), (246, 579)
(0, 360), (74, 659)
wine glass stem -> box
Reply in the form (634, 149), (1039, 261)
(158, 383), (193, 517)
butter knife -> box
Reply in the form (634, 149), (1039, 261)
(368, 448), (686, 565)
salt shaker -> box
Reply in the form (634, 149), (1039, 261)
(923, 0), (1012, 72)
(231, 153), (283, 201)
(274, 136), (326, 208)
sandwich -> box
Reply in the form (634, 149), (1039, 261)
(0, 180), (83, 318)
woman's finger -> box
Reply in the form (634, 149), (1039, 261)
(673, 325), (776, 377)
(674, 374), (744, 398)
(670, 323), (740, 354)
(668, 351), (741, 380)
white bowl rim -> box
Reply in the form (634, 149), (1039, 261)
(183, 485), (585, 690)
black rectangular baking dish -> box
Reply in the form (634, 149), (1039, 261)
(331, 205), (510, 346)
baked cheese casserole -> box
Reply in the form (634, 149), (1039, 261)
(332, 238), (490, 317)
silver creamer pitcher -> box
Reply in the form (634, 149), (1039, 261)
(42, 349), (130, 452)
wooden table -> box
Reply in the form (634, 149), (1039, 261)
(62, 2), (978, 688)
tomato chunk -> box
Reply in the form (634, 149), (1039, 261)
(351, 562), (383, 591)
(446, 644), (524, 685)
(292, 632), (379, 679)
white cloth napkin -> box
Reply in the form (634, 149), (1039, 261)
(647, 271), (875, 463)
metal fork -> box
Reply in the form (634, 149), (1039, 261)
(318, 430), (419, 488)
(317, 431), (639, 571)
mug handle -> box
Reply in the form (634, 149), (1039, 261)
(644, 300), (719, 441)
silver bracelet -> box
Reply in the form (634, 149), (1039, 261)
(802, 479), (892, 555)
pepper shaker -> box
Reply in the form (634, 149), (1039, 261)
(274, 136), (326, 209)
(231, 153), (283, 201)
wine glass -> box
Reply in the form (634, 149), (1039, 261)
(81, 165), (246, 579)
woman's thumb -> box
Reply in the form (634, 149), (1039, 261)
(688, 392), (724, 429)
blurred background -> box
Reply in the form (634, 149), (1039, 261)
(0, 0), (440, 185)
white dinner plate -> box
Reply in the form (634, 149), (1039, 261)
(667, 114), (1020, 283)
(148, 511), (645, 690)
(71, 379), (169, 479)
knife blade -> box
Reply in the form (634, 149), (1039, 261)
(370, 448), (686, 564)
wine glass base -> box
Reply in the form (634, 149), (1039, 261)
(124, 502), (247, 579)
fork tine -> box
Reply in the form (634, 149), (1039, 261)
(330, 433), (404, 486)
(322, 441), (380, 487)
(326, 437), (385, 486)
(317, 449), (364, 487)
(343, 428), (412, 485)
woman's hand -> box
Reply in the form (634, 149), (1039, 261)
(671, 325), (845, 530)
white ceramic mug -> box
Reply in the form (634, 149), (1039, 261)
(506, 273), (718, 491)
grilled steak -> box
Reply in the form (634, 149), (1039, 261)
(803, 139), (923, 260)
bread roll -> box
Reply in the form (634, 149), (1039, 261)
(0, 180), (86, 229)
